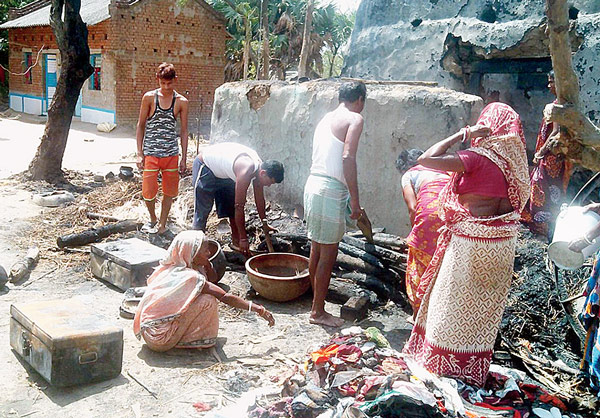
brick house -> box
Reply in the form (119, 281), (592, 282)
(1, 0), (227, 126)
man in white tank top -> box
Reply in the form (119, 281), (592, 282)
(303, 81), (367, 327)
(192, 142), (284, 256)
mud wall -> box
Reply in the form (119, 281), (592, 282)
(344, 0), (600, 152)
(210, 80), (482, 235)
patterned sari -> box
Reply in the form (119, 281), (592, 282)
(522, 100), (573, 237)
(582, 256), (600, 393)
(405, 167), (451, 312)
(404, 103), (530, 387)
(134, 231), (219, 350)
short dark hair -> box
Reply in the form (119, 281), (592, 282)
(338, 81), (367, 104)
(261, 160), (284, 183)
(395, 149), (423, 173)
(157, 62), (176, 80)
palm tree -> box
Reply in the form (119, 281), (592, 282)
(214, 0), (258, 80)
(313, 6), (354, 77)
(207, 0), (354, 81)
(271, 0), (325, 78)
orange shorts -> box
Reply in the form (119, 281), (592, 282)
(142, 155), (179, 200)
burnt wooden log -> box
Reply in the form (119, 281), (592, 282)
(86, 212), (121, 222)
(338, 242), (386, 270)
(223, 249), (247, 266)
(272, 232), (309, 244)
(336, 252), (385, 276)
(326, 279), (361, 304)
(256, 237), (293, 253)
(341, 272), (393, 301)
(341, 296), (370, 321)
(347, 227), (385, 237)
(342, 235), (405, 264)
(372, 233), (407, 251)
(327, 278), (377, 306)
(295, 238), (387, 275)
(57, 220), (141, 248)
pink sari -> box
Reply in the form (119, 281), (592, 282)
(134, 231), (219, 349)
(405, 166), (450, 312)
(404, 103), (530, 386)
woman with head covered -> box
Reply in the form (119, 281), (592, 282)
(134, 231), (274, 352)
(397, 149), (450, 319)
(403, 103), (529, 386)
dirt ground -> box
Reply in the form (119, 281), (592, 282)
(0, 116), (412, 418)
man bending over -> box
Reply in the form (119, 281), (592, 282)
(192, 142), (284, 256)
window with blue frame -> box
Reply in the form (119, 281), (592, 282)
(89, 54), (101, 90)
(23, 52), (32, 84)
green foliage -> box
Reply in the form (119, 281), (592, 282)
(205, 0), (355, 80)
(321, 48), (343, 77)
(1, 0), (37, 54)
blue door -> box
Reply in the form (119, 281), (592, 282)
(75, 92), (82, 117)
(43, 54), (57, 114)
(44, 54), (82, 116)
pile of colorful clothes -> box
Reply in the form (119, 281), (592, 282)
(247, 326), (582, 418)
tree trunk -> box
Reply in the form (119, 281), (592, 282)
(259, 0), (269, 80)
(243, 18), (251, 80)
(328, 46), (340, 78)
(298, 0), (314, 78)
(546, 0), (580, 106)
(545, 0), (600, 170)
(28, 0), (93, 183)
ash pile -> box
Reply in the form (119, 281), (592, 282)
(498, 228), (598, 413)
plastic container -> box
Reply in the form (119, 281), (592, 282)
(548, 205), (600, 270)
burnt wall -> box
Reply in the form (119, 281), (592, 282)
(344, 0), (600, 153)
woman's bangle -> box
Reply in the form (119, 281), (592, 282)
(248, 301), (253, 312)
(461, 126), (470, 143)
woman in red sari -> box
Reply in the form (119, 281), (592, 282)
(522, 71), (573, 238)
(403, 103), (529, 387)
(398, 150), (451, 317)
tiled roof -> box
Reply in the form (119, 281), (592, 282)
(0, 0), (111, 29)
(0, 0), (225, 29)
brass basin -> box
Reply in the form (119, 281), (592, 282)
(245, 253), (310, 302)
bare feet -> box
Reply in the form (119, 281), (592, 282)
(157, 225), (168, 235)
(309, 311), (344, 327)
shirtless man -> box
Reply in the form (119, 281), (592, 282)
(136, 62), (189, 234)
(303, 81), (367, 327)
(192, 142), (284, 256)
